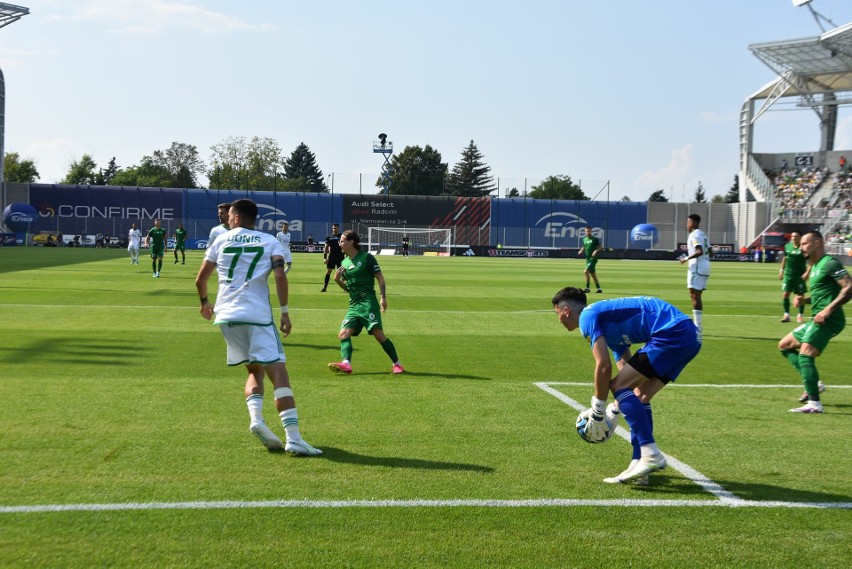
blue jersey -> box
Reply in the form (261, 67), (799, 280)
(578, 296), (691, 361)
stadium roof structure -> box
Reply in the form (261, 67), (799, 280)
(0, 2), (28, 29)
(749, 22), (852, 102)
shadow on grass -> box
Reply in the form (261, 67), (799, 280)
(703, 334), (781, 342)
(329, 370), (491, 380)
(0, 248), (125, 275)
(318, 446), (495, 473)
(628, 475), (851, 503)
(0, 337), (143, 366)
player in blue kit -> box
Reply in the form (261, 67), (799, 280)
(552, 287), (702, 484)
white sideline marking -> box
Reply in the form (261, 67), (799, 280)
(546, 382), (852, 389)
(2, 498), (849, 514)
(534, 382), (742, 503)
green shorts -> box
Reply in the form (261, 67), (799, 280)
(150, 245), (165, 258)
(792, 318), (845, 353)
(585, 258), (598, 272)
(781, 276), (806, 295)
(175, 243), (186, 252)
(340, 298), (383, 336)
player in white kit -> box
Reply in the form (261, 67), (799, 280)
(275, 222), (293, 274)
(679, 213), (711, 331)
(127, 223), (141, 265)
(195, 199), (320, 456)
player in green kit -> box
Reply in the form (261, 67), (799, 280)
(778, 232), (808, 323)
(173, 224), (187, 265)
(146, 219), (167, 277)
(577, 225), (603, 293)
(327, 230), (404, 375)
(779, 231), (852, 413)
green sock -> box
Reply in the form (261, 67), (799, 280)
(797, 354), (821, 400)
(158, 260), (163, 271)
(152, 260), (157, 273)
(380, 338), (399, 362)
(781, 349), (800, 371)
(340, 337), (353, 361)
(783, 297), (790, 313)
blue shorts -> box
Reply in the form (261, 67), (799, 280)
(633, 319), (701, 382)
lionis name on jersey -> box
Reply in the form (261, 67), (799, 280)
(226, 234), (262, 244)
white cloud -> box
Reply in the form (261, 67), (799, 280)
(55, 0), (272, 35)
(633, 144), (695, 196)
(23, 138), (86, 184)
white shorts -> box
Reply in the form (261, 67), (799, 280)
(219, 323), (285, 366)
(687, 271), (709, 291)
(282, 250), (292, 263)
(128, 245), (139, 253)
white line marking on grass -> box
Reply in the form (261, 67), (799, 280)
(535, 382), (743, 503)
(2, 498), (848, 514)
(546, 382), (852, 389)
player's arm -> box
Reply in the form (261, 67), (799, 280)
(592, 243), (603, 258)
(195, 260), (216, 320)
(333, 266), (348, 291)
(375, 270), (387, 312)
(271, 255), (292, 336)
(778, 255), (786, 279)
(590, 336), (612, 401)
(813, 274), (852, 325)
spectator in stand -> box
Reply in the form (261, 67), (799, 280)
(840, 156), (846, 172)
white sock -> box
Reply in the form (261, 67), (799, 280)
(246, 394), (264, 424)
(640, 443), (660, 458)
(693, 310), (703, 329)
(279, 408), (301, 441)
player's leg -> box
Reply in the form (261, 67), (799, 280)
(265, 362), (321, 455)
(151, 250), (158, 276)
(583, 267), (591, 292)
(371, 325), (403, 374)
(174, 247), (179, 264)
(781, 290), (791, 322)
(789, 321), (835, 412)
(157, 253), (163, 275)
(322, 266), (332, 291)
(328, 322), (356, 373)
(244, 362), (284, 451)
(181, 247), (186, 264)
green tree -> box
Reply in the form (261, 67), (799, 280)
(209, 136), (249, 190)
(3, 152), (39, 182)
(96, 157), (119, 185)
(507, 188), (520, 197)
(621, 195), (632, 201)
(246, 136), (285, 191)
(694, 181), (706, 203)
(648, 189), (668, 202)
(710, 194), (725, 203)
(725, 175), (740, 203)
(379, 145), (448, 196)
(447, 140), (494, 197)
(284, 142), (327, 192)
(149, 142), (205, 188)
(109, 156), (173, 187)
(529, 175), (588, 200)
(62, 154), (99, 185)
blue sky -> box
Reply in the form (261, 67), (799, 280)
(3, 0), (852, 201)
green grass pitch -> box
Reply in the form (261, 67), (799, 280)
(0, 248), (850, 568)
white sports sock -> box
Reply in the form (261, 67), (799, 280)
(246, 394), (264, 424)
(693, 310), (703, 330)
(640, 443), (660, 458)
(279, 408), (301, 441)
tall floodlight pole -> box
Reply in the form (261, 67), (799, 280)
(373, 133), (393, 196)
(792, 0), (837, 33)
(0, 3), (31, 196)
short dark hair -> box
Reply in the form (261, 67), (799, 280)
(341, 229), (361, 251)
(551, 286), (587, 308)
(803, 230), (823, 242)
(231, 199), (258, 224)
(688, 214), (701, 225)
(218, 202), (231, 210)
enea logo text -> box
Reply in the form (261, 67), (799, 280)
(9, 212), (35, 222)
(254, 204), (303, 232)
(535, 212), (603, 239)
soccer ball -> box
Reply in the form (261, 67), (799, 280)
(575, 412), (613, 444)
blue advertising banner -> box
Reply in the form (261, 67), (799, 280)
(490, 199), (647, 248)
(31, 184), (183, 227)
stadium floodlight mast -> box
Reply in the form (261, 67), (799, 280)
(0, 2), (30, 202)
(792, 0), (837, 33)
(373, 132), (393, 196)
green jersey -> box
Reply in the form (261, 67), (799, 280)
(809, 255), (848, 323)
(582, 236), (600, 260)
(147, 226), (167, 248)
(783, 242), (807, 278)
(175, 227), (187, 246)
(341, 250), (381, 304)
